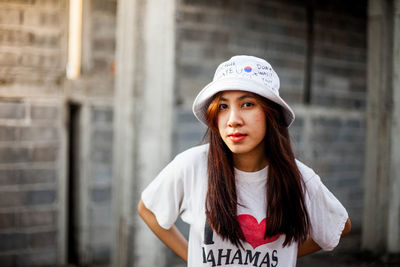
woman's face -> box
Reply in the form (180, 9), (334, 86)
(217, 90), (267, 158)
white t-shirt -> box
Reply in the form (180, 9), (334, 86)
(141, 144), (348, 267)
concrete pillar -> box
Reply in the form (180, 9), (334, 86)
(113, 0), (176, 266)
(388, 0), (400, 253)
(363, 0), (400, 254)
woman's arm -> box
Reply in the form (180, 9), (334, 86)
(298, 218), (351, 257)
(137, 199), (188, 262)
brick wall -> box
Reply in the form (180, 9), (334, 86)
(0, 0), (67, 95)
(0, 0), (67, 266)
(173, 0), (366, 231)
(174, 0), (308, 152)
(70, 0), (117, 265)
(0, 99), (64, 266)
(0, 0), (116, 266)
(87, 105), (113, 264)
(312, 1), (366, 109)
(308, 1), (367, 227)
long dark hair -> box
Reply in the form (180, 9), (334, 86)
(204, 92), (310, 248)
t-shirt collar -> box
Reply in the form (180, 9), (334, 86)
(234, 165), (268, 183)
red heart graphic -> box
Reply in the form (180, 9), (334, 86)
(237, 214), (280, 249)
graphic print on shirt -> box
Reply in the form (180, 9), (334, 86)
(202, 216), (280, 266)
(237, 214), (280, 249)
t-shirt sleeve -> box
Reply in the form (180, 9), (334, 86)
(304, 173), (349, 251)
(141, 154), (190, 229)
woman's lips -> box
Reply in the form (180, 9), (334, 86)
(228, 133), (246, 142)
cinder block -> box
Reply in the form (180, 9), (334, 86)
(0, 232), (28, 251)
(0, 169), (20, 186)
(30, 105), (59, 121)
(18, 210), (56, 227)
(0, 146), (30, 163)
(0, 126), (19, 141)
(92, 164), (112, 183)
(20, 53), (44, 68)
(25, 190), (56, 206)
(0, 191), (24, 207)
(22, 9), (60, 27)
(92, 0), (117, 14)
(91, 107), (113, 123)
(91, 57), (111, 72)
(28, 230), (56, 249)
(90, 205), (112, 227)
(90, 144), (112, 164)
(90, 226), (112, 246)
(0, 168), (56, 185)
(34, 0), (61, 8)
(0, 212), (15, 229)
(91, 186), (111, 203)
(15, 250), (57, 267)
(32, 145), (59, 162)
(91, 245), (111, 264)
(0, 51), (20, 66)
(20, 126), (59, 142)
(19, 168), (56, 184)
(0, 101), (25, 119)
(93, 38), (115, 52)
(0, 8), (21, 25)
(31, 32), (60, 49)
(0, 254), (13, 266)
(1, 0), (35, 4)
(92, 129), (113, 146)
(0, 29), (29, 46)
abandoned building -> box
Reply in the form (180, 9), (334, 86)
(0, 0), (399, 266)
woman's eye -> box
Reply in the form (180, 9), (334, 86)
(242, 102), (254, 108)
(218, 103), (228, 110)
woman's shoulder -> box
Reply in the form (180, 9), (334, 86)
(173, 143), (209, 165)
(295, 159), (319, 184)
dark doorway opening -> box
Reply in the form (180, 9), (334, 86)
(67, 102), (81, 265)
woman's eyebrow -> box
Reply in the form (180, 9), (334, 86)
(219, 94), (255, 102)
(238, 94), (255, 100)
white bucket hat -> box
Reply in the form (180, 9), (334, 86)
(192, 55), (295, 127)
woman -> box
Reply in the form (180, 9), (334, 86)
(138, 55), (351, 266)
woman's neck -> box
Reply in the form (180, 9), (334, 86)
(233, 152), (268, 172)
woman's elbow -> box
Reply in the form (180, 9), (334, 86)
(341, 218), (351, 237)
(137, 199), (147, 218)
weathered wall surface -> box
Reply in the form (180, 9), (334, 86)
(0, 0), (116, 266)
(0, 0), (68, 266)
(174, 0), (366, 230)
(0, 0), (369, 266)
(67, 0), (117, 265)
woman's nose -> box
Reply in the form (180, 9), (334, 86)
(227, 108), (243, 127)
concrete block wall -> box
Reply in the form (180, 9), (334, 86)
(0, 1), (68, 266)
(81, 0), (116, 96)
(308, 1), (367, 227)
(0, 99), (65, 266)
(175, 0), (307, 109)
(174, 0), (308, 153)
(0, 0), (116, 266)
(173, 0), (366, 230)
(312, 1), (367, 109)
(68, 0), (117, 265)
(71, 0), (117, 265)
(88, 105), (113, 264)
(0, 0), (67, 94)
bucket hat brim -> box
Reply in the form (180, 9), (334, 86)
(192, 76), (295, 127)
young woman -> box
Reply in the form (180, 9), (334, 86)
(138, 55), (351, 267)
